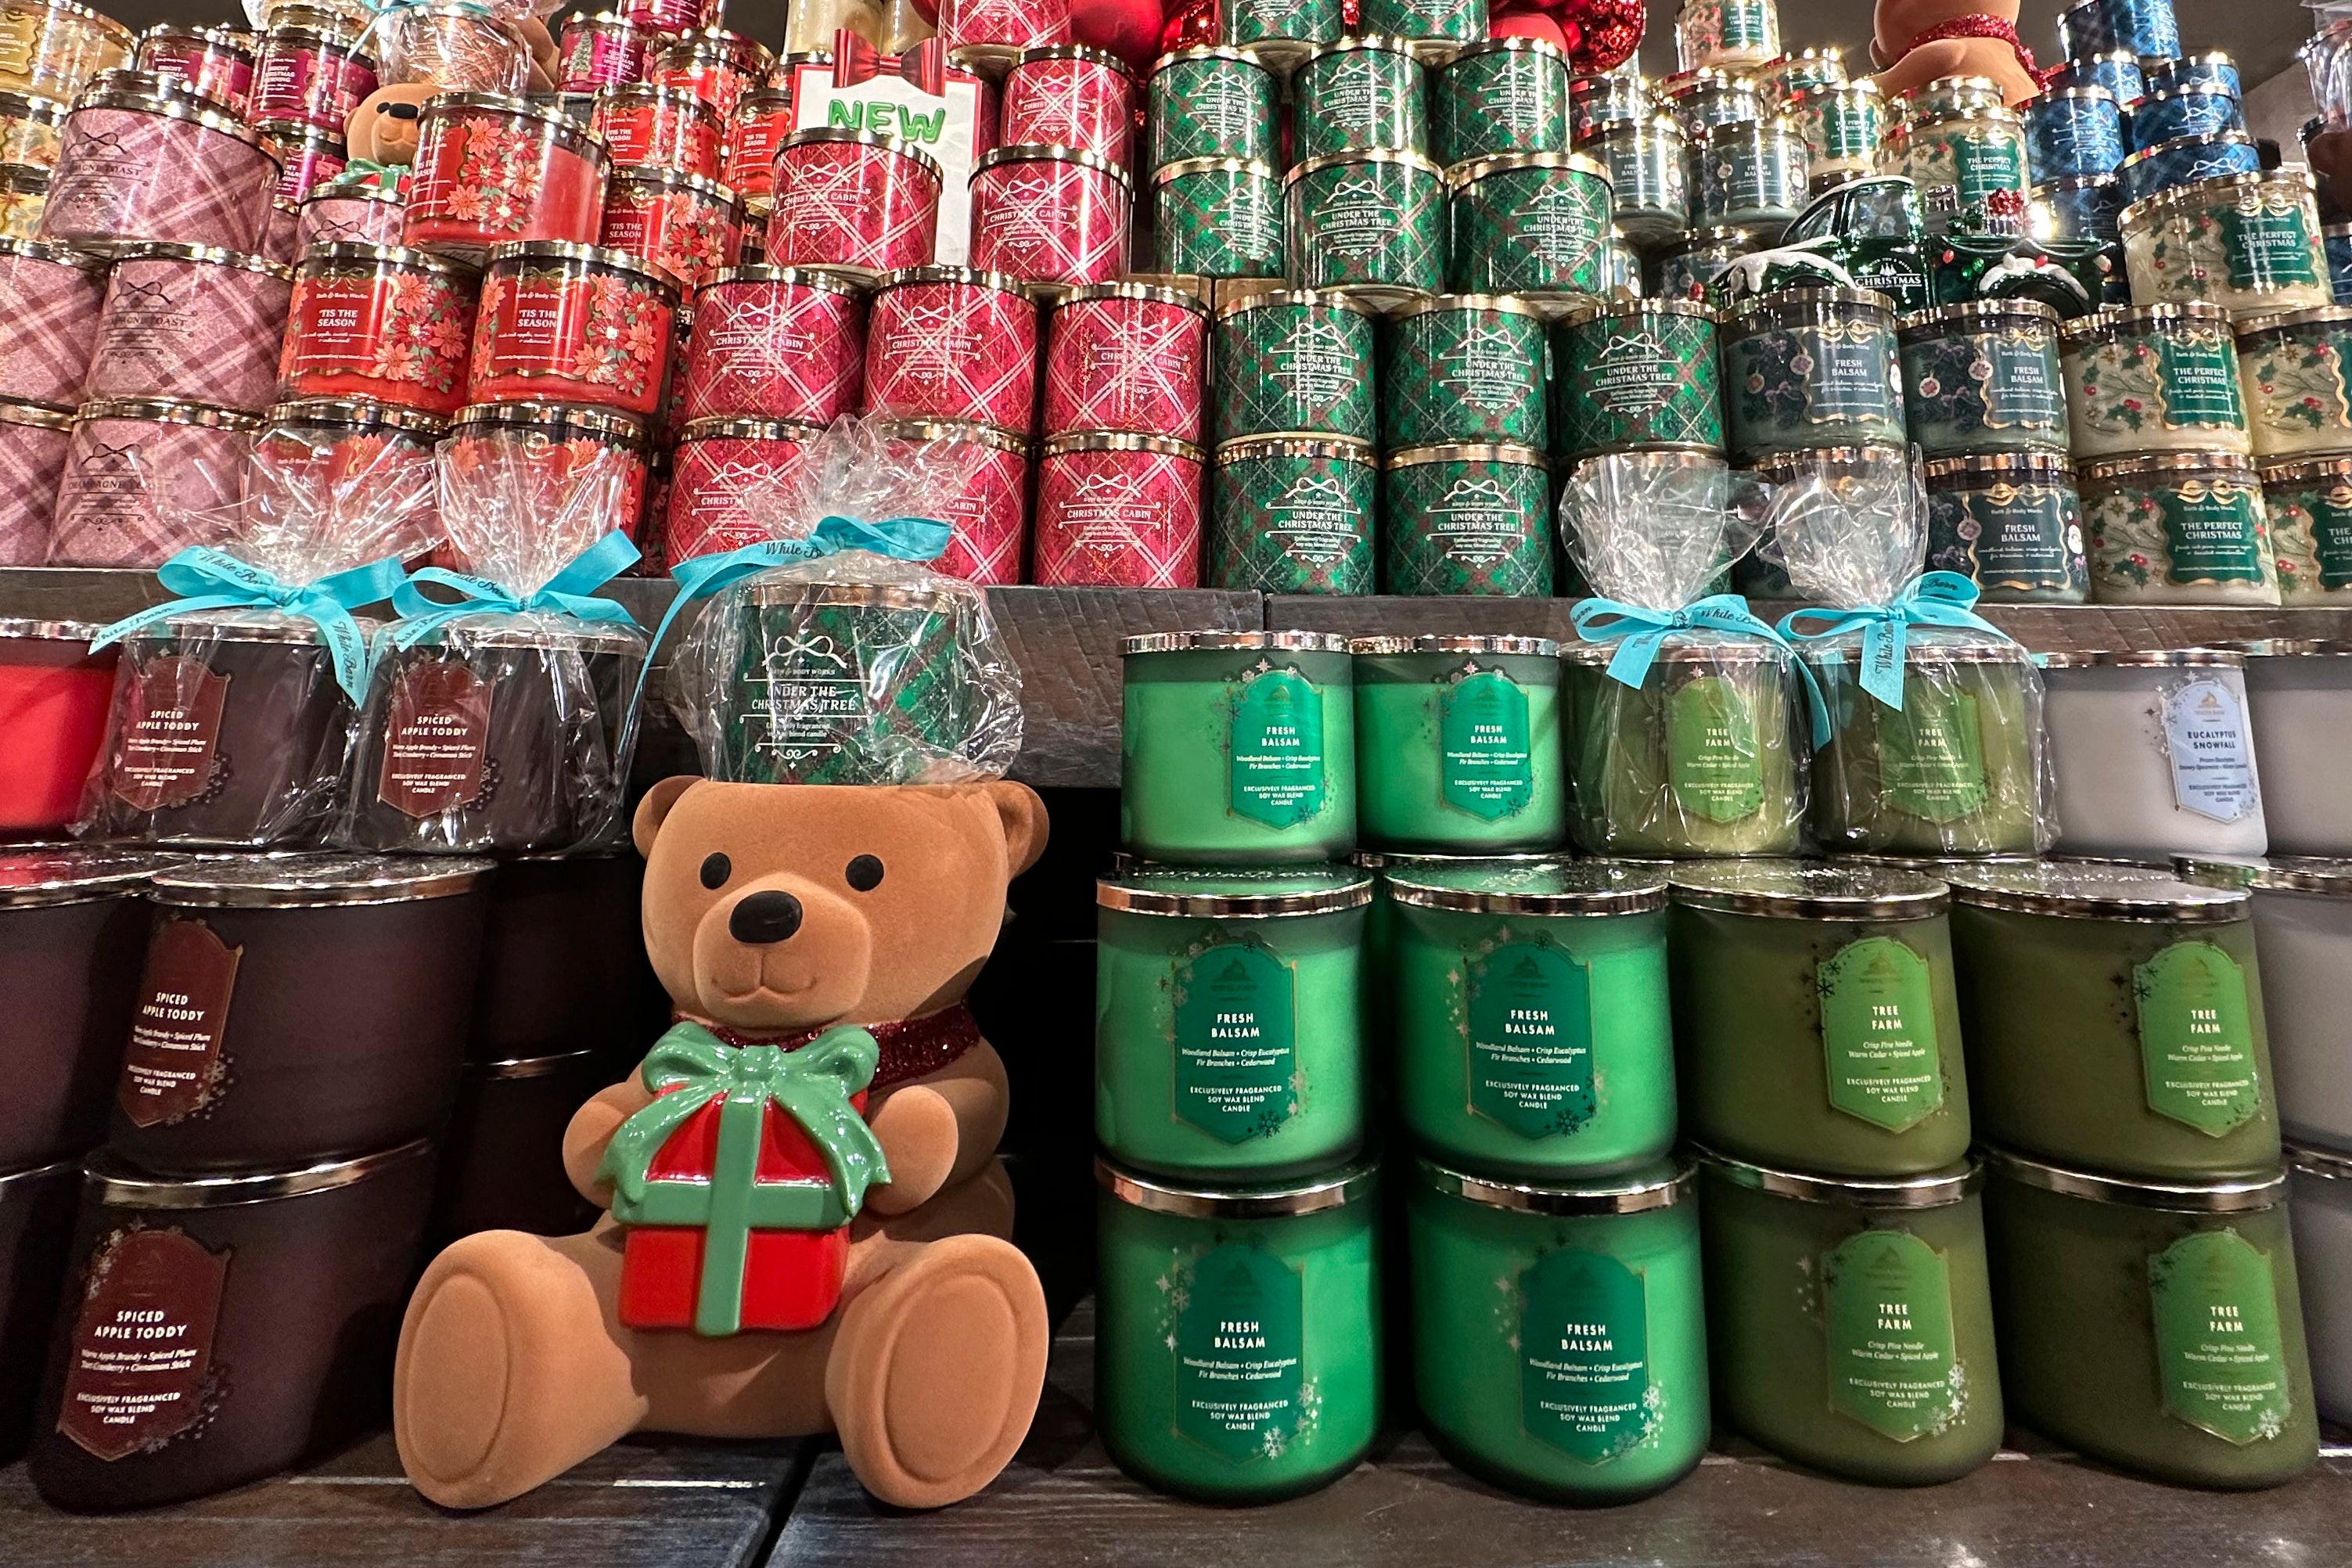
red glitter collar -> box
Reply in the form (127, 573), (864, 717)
(1897, 15), (2053, 91)
(696, 1003), (981, 1091)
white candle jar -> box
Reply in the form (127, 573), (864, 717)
(2040, 649), (2265, 861)
(2236, 642), (2352, 855)
(2287, 1143), (2352, 1426)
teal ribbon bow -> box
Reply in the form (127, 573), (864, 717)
(382, 529), (643, 652)
(1775, 571), (2009, 717)
(90, 546), (405, 702)
(1571, 592), (1832, 746)
(596, 1023), (890, 1338)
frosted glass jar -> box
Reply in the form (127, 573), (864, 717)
(2235, 642), (2352, 854)
(2039, 649), (2267, 861)
(2285, 1142), (2352, 1426)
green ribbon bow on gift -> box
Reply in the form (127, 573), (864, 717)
(595, 1023), (890, 1338)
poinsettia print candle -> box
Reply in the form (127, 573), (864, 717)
(405, 93), (612, 266)
(646, 29), (772, 119)
(862, 265), (1038, 428)
(588, 84), (721, 179)
(440, 401), (650, 556)
(1042, 281), (1207, 441)
(721, 85), (793, 206)
(84, 244), (293, 414)
(279, 243), (480, 419)
(876, 418), (1032, 583)
(0, 237), (105, 411)
(39, 87), (279, 253)
(598, 167), (743, 290)
(1034, 432), (1203, 586)
(967, 144), (1131, 290)
(466, 241), (679, 418)
(765, 128), (942, 281)
(1000, 44), (1137, 164)
(677, 264), (865, 424)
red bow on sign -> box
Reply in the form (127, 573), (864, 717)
(832, 29), (947, 95)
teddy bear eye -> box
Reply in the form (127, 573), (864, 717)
(699, 853), (731, 890)
(845, 854), (884, 892)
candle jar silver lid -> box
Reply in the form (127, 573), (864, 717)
(1347, 634), (1559, 658)
(1096, 864), (1372, 918)
(1700, 1145), (1979, 1208)
(1944, 861), (2247, 922)
(1422, 1156), (1692, 1216)
(2174, 854), (2352, 897)
(1385, 858), (1667, 915)
(1123, 630), (1350, 656)
(146, 853), (496, 907)
(0, 847), (183, 907)
(2287, 1142), (2352, 1183)
(1668, 859), (1951, 919)
(1983, 1145), (2284, 1212)
(1096, 1152), (1379, 1217)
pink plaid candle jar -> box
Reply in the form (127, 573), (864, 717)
(404, 93), (611, 266)
(135, 24), (257, 118)
(558, 10), (649, 92)
(1032, 430), (1203, 586)
(967, 143), (1129, 290)
(599, 165), (743, 290)
(40, 87), (280, 253)
(661, 414), (821, 564)
(589, 83), (721, 178)
(0, 400), (70, 565)
(1042, 280), (1206, 441)
(875, 416), (1031, 583)
(678, 264), (865, 424)
(647, 29), (772, 119)
(294, 178), (405, 249)
(252, 16), (377, 137)
(862, 264), (1038, 429)
(937, 0), (1073, 77)
(258, 118), (347, 210)
(46, 399), (258, 567)
(0, 237), (105, 409)
(765, 128), (942, 281)
(1000, 44), (1135, 164)
(84, 243), (293, 414)
(720, 85), (793, 205)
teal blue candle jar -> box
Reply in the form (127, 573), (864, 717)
(1408, 1158), (1709, 1501)
(1096, 865), (1371, 1180)
(1388, 859), (1675, 1176)
(1350, 635), (1566, 852)
(1122, 631), (1358, 865)
(1095, 1156), (1383, 1501)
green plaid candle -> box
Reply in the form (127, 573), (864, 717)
(1447, 151), (1613, 300)
(1432, 37), (1570, 167)
(1383, 443), (1555, 595)
(1284, 149), (1448, 301)
(1385, 294), (1548, 447)
(1149, 47), (1278, 169)
(1214, 289), (1379, 441)
(1153, 158), (1285, 277)
(1210, 436), (1379, 593)
(1293, 38), (1428, 160)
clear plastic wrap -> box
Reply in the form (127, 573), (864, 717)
(1557, 451), (1811, 858)
(1762, 446), (2054, 856)
(663, 417), (1027, 785)
(364, 2), (534, 92)
(338, 433), (648, 855)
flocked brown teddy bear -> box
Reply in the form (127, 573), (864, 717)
(391, 778), (1052, 1511)
(1872, 0), (2044, 108)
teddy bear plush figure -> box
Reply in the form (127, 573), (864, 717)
(392, 778), (1053, 1510)
(1872, 1), (2044, 107)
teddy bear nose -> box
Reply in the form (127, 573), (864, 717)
(727, 890), (803, 945)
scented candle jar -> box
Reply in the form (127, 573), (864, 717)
(598, 166), (743, 291)
(0, 620), (113, 826)
(1212, 287), (1376, 444)
(1381, 443), (1552, 597)
(1095, 866), (1370, 1178)
(258, 122), (346, 257)
(1002, 43), (1135, 164)
(2120, 171), (2331, 322)
(0, 1158), (74, 1463)
(1152, 158), (1283, 279)
(83, 243), (290, 414)
(437, 1051), (604, 1240)
(2260, 458), (2352, 600)
(47, 400), (255, 567)
(293, 177), (405, 250)
(0, 153), (45, 237)
(871, 417), (1030, 584)
(278, 243), (478, 419)
(465, 851), (660, 1066)
(2286, 1143), (2352, 1424)
(1552, 298), (1724, 462)
(1583, 115), (1688, 246)
(1568, 68), (1656, 142)
(1207, 435), (1376, 595)
(1095, 1156), (1379, 1502)
(1444, 150), (1610, 306)
(2235, 645), (2352, 854)
(2038, 171), (2126, 250)
(405, 93), (611, 264)
(1948, 865), (2278, 1184)
(466, 240), (678, 418)
(253, 17), (375, 135)
(27, 1139), (437, 1512)
(1390, 861), (1672, 1175)
(1670, 864), (1969, 1175)
(0, 0), (130, 100)
(1700, 1153), (2004, 1484)
(377, 0), (527, 90)
(1284, 147), (1447, 309)
(1350, 637), (1563, 854)
(1923, 452), (2089, 602)
(2131, 87), (2244, 154)
(1881, 107), (2030, 218)
(862, 264), (1038, 429)
(1724, 288), (1905, 461)
(0, 400), (67, 563)
(2024, 85), (2125, 183)
(679, 264), (864, 425)
(1147, 45), (1275, 169)
(1787, 81), (1883, 193)
(2232, 306), (2352, 460)
(1897, 300), (2067, 458)
(1982, 1149), (2317, 1490)
(1383, 293), (1544, 449)
(646, 29), (773, 119)
(1675, 0), (1777, 71)
(41, 87), (278, 254)
(1034, 433), (1204, 588)
(558, 9), (647, 91)
(1431, 37), (1568, 167)
(2081, 451), (2281, 606)
(1692, 116), (1809, 232)
(719, 85), (791, 204)
(662, 415), (819, 564)
(2152, 52), (2240, 102)
(0, 849), (155, 1169)
(2060, 301), (2250, 458)
(2329, 221), (2352, 304)
(1043, 281), (1207, 442)
(0, 88), (65, 167)
(1648, 222), (1760, 301)
(765, 128), (941, 282)
(1753, 48), (1847, 104)
(1121, 631), (1356, 865)
(621, 0), (718, 31)
(2038, 650), (2267, 860)
(588, 83), (721, 179)
(1663, 69), (1761, 137)
(249, 397), (444, 559)
(968, 144), (1131, 290)
(1293, 37), (1425, 163)
(1214, 0), (1336, 65)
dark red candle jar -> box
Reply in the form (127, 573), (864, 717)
(721, 84), (793, 205)
(27, 1138), (437, 1512)
(1032, 430), (1203, 586)
(257, 117), (347, 211)
(47, 401), (257, 568)
(664, 414), (821, 563)
(0, 1160), (76, 1464)
(0, 403), (70, 564)
(83, 243), (293, 415)
(966, 142), (1130, 290)
(646, 28), (772, 119)
(0, 238), (105, 411)
(559, 9), (649, 92)
(465, 239), (678, 416)
(863, 264), (1039, 429)
(1041, 279), (1206, 441)
(39, 87), (280, 254)
(293, 176), (405, 250)
(620, 0), (719, 34)
(404, 92), (611, 266)
(278, 243), (480, 419)
(874, 416), (1031, 583)
(0, 622), (117, 829)
(439, 401), (650, 557)
(938, 0), (1074, 76)
(134, 23), (256, 119)
(765, 128), (942, 281)
(467, 851), (663, 1065)
(252, 14), (377, 136)
(250, 397), (445, 560)
(588, 83), (721, 178)
(678, 264), (864, 424)
(1001, 44), (1135, 164)
(434, 1050), (602, 1241)
(598, 165), (743, 290)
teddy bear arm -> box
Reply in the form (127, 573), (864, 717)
(862, 1040), (1012, 1217)
(563, 1080), (658, 1206)
(1872, 39), (2039, 107)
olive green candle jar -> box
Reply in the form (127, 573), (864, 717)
(1408, 1159), (1709, 1501)
(1670, 863), (1972, 1176)
(1699, 1153), (2005, 1485)
(1947, 865), (2280, 1181)
(1388, 860), (1673, 1177)
(1096, 865), (1372, 1179)
(1122, 632), (1358, 865)
(1350, 635), (1565, 853)
(1095, 1157), (1383, 1501)
(1983, 1149), (2319, 1489)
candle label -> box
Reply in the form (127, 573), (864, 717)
(1216, 303), (1376, 444)
(2153, 478), (2267, 584)
(1667, 674), (1765, 823)
(110, 656), (228, 812)
(56, 1226), (230, 1462)
(2161, 678), (2259, 822)
(2219, 196), (2322, 293)
(1170, 1243), (1307, 1461)
(2070, 330), (2245, 442)
(1817, 937), (1945, 1131)
(2133, 940), (2262, 1135)
(1466, 939), (1595, 1138)
(1926, 480), (2085, 597)
(1878, 684), (1989, 822)
(2149, 1230), (2293, 1445)
(1228, 666), (1328, 827)
(1822, 1229), (1965, 1441)
(1171, 940), (1299, 1142)
(1732, 318), (1902, 436)
(117, 918), (242, 1128)
(377, 660), (492, 818)
(1440, 667), (1534, 820)
(1556, 311), (1724, 459)
(1519, 1248), (1655, 1462)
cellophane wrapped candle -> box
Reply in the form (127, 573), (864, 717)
(368, 2), (529, 95)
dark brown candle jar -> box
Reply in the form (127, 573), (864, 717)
(469, 851), (663, 1066)
(109, 856), (491, 1175)
(433, 1050), (602, 1242)
(0, 1160), (77, 1463)
(27, 1138), (437, 1512)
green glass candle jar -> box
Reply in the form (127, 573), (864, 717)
(1670, 863), (1972, 1176)
(1388, 860), (1674, 1175)
(1283, 148), (1448, 309)
(1552, 297), (1725, 464)
(1383, 293), (1548, 448)
(1699, 1153), (2005, 1485)
(1095, 1156), (1382, 1501)
(1121, 631), (1358, 865)
(1350, 635), (1566, 851)
(1724, 287), (1907, 462)
(1095, 865), (1372, 1178)
(1983, 1149), (2319, 1489)
(1213, 288), (1378, 444)
(2260, 455), (2352, 600)
(1209, 436), (1378, 594)
(1430, 37), (1570, 167)
(1149, 46), (1279, 170)
(1923, 451), (2090, 603)
(1293, 36), (1426, 161)
(1408, 1158), (1707, 1501)
(1444, 150), (1613, 306)
(1897, 300), (2069, 458)
(1381, 442), (1553, 596)
(1947, 865), (2281, 1181)
(1153, 158), (1284, 279)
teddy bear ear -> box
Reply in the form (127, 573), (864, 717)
(631, 775), (703, 858)
(986, 780), (1049, 876)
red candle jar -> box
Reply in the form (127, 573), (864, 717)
(1032, 430), (1203, 586)
(678, 264), (864, 424)
(466, 241), (678, 416)
(559, 10), (649, 91)
(47, 401), (257, 567)
(40, 88), (281, 254)
(84, 244), (293, 415)
(0, 238), (105, 411)
(620, 0), (719, 32)
(938, 0), (1074, 76)
(258, 118), (347, 210)
(404, 92), (611, 266)
(862, 264), (1038, 429)
(135, 24), (257, 118)
(253, 16), (378, 137)
(874, 416), (1031, 584)
(0, 402), (70, 566)
(589, 83), (721, 178)
(1000, 44), (1136, 164)
(663, 415), (821, 564)
(1042, 280), (1207, 441)
(293, 177), (405, 250)
(252, 397), (446, 560)
(766, 128), (942, 281)
(721, 84), (793, 204)
(598, 166), (743, 290)
(279, 243), (480, 419)
(647, 29), (773, 119)
(441, 401), (652, 552)
(967, 143), (1130, 290)
(0, 628), (116, 831)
